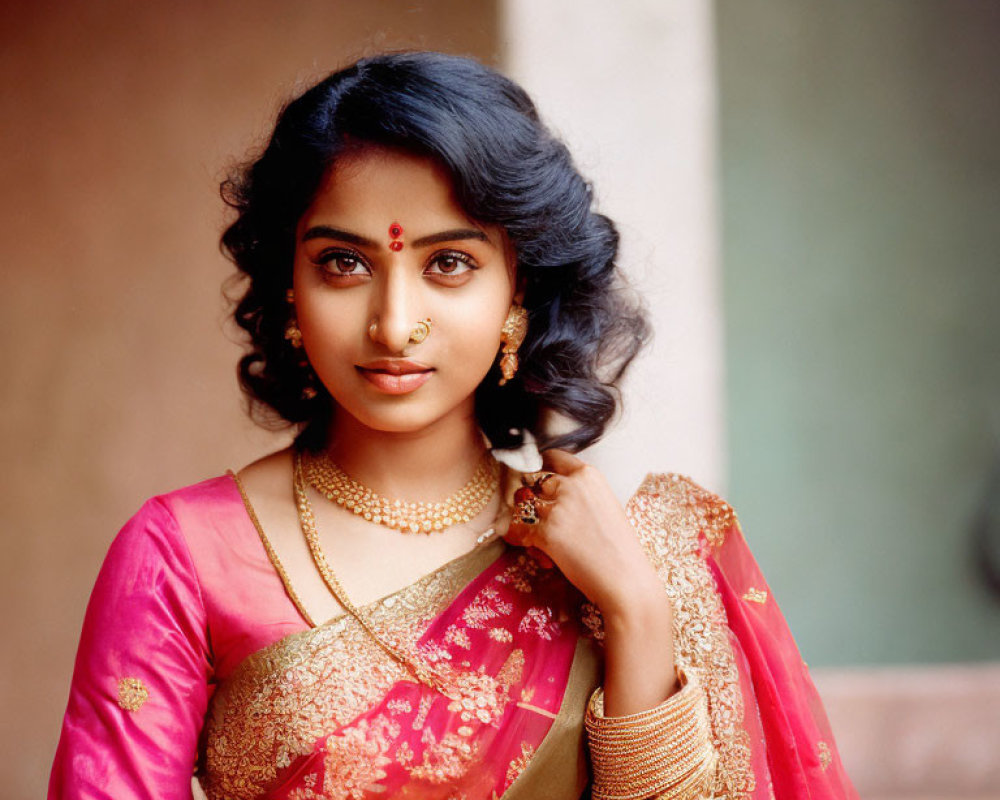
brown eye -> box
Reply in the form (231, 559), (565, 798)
(315, 249), (370, 278)
(426, 251), (476, 277)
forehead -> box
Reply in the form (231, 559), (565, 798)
(301, 146), (475, 232)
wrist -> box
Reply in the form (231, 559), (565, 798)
(599, 568), (669, 626)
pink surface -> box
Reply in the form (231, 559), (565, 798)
(708, 521), (859, 798)
(48, 476), (309, 798)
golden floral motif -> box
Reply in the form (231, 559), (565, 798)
(412, 694), (434, 730)
(316, 715), (397, 799)
(409, 731), (480, 783)
(116, 677), (148, 712)
(386, 698), (412, 715)
(518, 606), (557, 640)
(445, 626), (473, 649)
(505, 741), (536, 787)
(488, 627), (513, 642)
(494, 553), (539, 592)
(444, 667), (510, 725)
(743, 587), (768, 604)
(818, 740), (831, 770)
(620, 473), (755, 799)
(395, 741), (414, 765)
(579, 602), (605, 643)
(461, 585), (513, 629)
(497, 648), (525, 688)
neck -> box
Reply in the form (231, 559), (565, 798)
(319, 406), (488, 501)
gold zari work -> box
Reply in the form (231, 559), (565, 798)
(199, 541), (502, 800)
(624, 473), (755, 799)
(116, 677), (148, 712)
(818, 741), (832, 770)
(742, 587), (768, 604)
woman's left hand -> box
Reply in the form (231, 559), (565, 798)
(503, 448), (666, 620)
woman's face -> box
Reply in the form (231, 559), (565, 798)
(293, 146), (518, 437)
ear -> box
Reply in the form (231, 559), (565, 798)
(513, 274), (527, 306)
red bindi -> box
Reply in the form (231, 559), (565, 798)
(388, 222), (404, 250)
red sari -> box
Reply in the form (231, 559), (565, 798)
(49, 469), (857, 799)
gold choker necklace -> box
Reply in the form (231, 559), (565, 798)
(303, 449), (500, 533)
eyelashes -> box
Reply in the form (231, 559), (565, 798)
(314, 248), (369, 277)
(312, 248), (480, 282)
(425, 250), (477, 277)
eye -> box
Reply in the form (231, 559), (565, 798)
(425, 251), (477, 278)
(315, 249), (371, 278)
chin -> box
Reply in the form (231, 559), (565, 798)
(338, 403), (451, 435)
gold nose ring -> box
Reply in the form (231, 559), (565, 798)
(408, 318), (432, 344)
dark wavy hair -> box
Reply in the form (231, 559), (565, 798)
(221, 51), (650, 454)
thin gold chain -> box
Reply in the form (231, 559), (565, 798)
(293, 451), (506, 692)
(228, 468), (317, 627)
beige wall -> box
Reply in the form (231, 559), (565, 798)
(502, 1), (724, 499)
(0, 2), (498, 794)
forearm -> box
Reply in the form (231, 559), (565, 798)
(601, 574), (678, 716)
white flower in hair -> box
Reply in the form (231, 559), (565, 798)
(485, 428), (543, 473)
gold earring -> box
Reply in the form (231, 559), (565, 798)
(498, 304), (528, 385)
(408, 318), (432, 344)
(284, 320), (303, 348)
(284, 289), (304, 347)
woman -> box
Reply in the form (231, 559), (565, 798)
(49, 52), (857, 799)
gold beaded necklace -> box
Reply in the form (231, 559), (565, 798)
(303, 448), (500, 534)
(291, 451), (503, 694)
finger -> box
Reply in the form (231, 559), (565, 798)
(534, 473), (560, 500)
(532, 497), (555, 521)
(542, 448), (587, 475)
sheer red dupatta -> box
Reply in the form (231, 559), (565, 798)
(708, 517), (858, 798)
(263, 548), (588, 800)
(627, 473), (858, 799)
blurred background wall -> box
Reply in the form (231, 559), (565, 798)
(0, 2), (500, 794)
(2, 0), (998, 797)
(717, 0), (1000, 668)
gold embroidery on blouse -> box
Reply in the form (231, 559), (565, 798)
(818, 740), (832, 770)
(116, 677), (148, 711)
(622, 473), (755, 799)
(743, 587), (768, 604)
(199, 539), (504, 800)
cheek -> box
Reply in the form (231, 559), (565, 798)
(296, 300), (359, 367)
(441, 301), (508, 375)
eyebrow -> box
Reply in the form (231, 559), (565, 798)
(301, 226), (376, 247)
(300, 225), (490, 248)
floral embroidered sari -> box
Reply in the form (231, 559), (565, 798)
(49, 470), (858, 799)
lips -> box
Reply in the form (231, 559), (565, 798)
(356, 360), (434, 395)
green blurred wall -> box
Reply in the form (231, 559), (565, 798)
(717, 0), (1000, 666)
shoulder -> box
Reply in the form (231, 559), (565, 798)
(103, 472), (244, 585)
(625, 471), (741, 556)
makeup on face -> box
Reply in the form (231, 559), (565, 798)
(291, 146), (517, 437)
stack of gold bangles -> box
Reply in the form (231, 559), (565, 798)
(584, 666), (717, 800)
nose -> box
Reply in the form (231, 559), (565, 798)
(368, 266), (420, 352)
